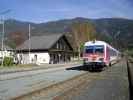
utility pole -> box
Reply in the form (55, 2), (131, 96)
(0, 9), (11, 67)
(114, 30), (121, 49)
(28, 24), (31, 64)
(1, 17), (4, 67)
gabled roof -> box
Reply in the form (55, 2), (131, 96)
(17, 33), (69, 50)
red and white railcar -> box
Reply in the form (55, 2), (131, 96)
(83, 40), (120, 69)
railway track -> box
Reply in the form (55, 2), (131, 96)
(13, 72), (89, 100)
(0, 60), (129, 100)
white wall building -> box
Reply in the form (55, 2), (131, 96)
(17, 52), (50, 65)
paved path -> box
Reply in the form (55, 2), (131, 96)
(0, 62), (81, 75)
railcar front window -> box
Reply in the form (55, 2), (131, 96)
(85, 45), (104, 54)
(85, 46), (93, 53)
(95, 46), (104, 54)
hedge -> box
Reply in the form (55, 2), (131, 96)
(3, 57), (14, 66)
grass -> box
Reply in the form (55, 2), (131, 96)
(0, 60), (82, 69)
(16, 64), (38, 67)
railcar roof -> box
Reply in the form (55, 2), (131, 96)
(84, 40), (119, 52)
(84, 41), (107, 46)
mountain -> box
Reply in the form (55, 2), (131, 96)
(0, 17), (133, 50)
(93, 18), (133, 48)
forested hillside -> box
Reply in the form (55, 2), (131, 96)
(0, 17), (133, 51)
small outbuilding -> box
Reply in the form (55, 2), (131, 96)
(0, 43), (14, 58)
(16, 34), (74, 65)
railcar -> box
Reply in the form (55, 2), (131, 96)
(83, 40), (120, 70)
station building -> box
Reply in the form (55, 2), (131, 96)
(16, 34), (74, 65)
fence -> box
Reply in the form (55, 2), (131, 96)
(127, 57), (133, 100)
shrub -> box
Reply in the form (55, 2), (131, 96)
(3, 57), (14, 66)
(125, 49), (133, 57)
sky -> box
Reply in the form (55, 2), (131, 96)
(0, 0), (133, 23)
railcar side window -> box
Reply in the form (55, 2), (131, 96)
(109, 49), (116, 56)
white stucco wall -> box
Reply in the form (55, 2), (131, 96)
(17, 52), (50, 65)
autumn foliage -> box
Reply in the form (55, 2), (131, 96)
(8, 32), (26, 48)
(70, 21), (96, 50)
